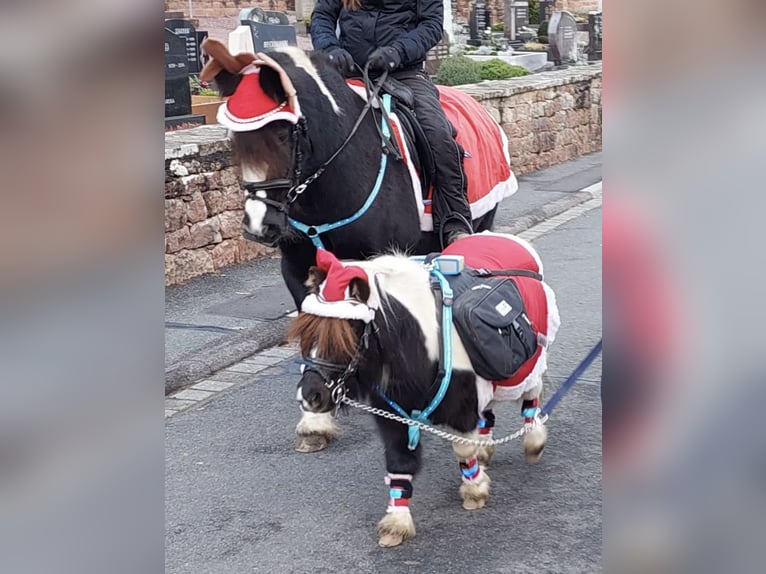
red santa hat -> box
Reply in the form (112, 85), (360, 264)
(301, 250), (378, 323)
(217, 64), (301, 132)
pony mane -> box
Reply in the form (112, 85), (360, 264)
(288, 313), (359, 363)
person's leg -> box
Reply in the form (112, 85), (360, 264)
(396, 71), (473, 245)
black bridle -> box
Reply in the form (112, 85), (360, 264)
(242, 67), (395, 231)
(300, 321), (373, 414)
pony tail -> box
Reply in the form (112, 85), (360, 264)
(342, 0), (362, 11)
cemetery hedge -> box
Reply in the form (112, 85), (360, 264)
(480, 60), (529, 81)
(435, 56), (483, 86)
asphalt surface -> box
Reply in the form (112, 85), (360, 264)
(165, 152), (601, 393)
(166, 205), (602, 573)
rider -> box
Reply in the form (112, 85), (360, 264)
(310, 0), (474, 246)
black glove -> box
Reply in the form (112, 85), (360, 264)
(366, 46), (402, 73)
(326, 47), (355, 76)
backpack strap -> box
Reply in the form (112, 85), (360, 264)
(471, 268), (543, 281)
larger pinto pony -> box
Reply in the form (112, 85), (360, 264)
(199, 40), (517, 311)
(289, 232), (560, 547)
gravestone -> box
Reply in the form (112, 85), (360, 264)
(425, 35), (451, 76)
(548, 11), (578, 65)
(165, 28), (205, 127)
(538, 1), (554, 24)
(165, 28), (191, 118)
(295, 0), (316, 21)
(242, 10), (297, 52)
(165, 19), (201, 75)
(196, 30), (210, 69)
(468, 2), (491, 46)
(587, 12), (602, 61)
(503, 0), (529, 42)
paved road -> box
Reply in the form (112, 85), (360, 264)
(166, 203), (602, 573)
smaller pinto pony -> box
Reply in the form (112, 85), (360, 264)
(289, 232), (560, 547)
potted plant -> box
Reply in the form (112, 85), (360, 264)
(189, 76), (225, 125)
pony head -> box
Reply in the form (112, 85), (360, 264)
(199, 39), (348, 246)
(288, 250), (376, 413)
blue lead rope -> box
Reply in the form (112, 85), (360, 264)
(288, 94), (393, 250)
(379, 266), (455, 450)
(540, 339), (602, 417)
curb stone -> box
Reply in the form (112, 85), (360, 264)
(164, 186), (600, 395)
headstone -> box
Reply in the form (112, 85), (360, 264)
(165, 19), (201, 75)
(468, 2), (491, 46)
(503, 0), (529, 41)
(196, 30), (210, 69)
(242, 11), (297, 52)
(165, 28), (191, 118)
(587, 12), (602, 61)
(425, 35), (451, 76)
(538, 1), (554, 24)
(548, 11), (578, 65)
(295, 0), (316, 21)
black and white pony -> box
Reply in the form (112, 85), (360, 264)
(288, 232), (560, 547)
(199, 39), (517, 311)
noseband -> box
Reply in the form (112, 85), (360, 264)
(300, 322), (373, 413)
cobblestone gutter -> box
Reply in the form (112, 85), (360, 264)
(164, 64), (601, 286)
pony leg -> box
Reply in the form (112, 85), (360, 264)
(453, 432), (491, 510)
(475, 407), (496, 467)
(375, 419), (419, 547)
(521, 384), (548, 464)
(294, 410), (337, 453)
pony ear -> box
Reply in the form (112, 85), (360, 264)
(349, 277), (371, 303)
(305, 266), (328, 293)
(259, 65), (286, 104)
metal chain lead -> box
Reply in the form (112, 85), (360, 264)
(341, 396), (549, 447)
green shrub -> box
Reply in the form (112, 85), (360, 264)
(434, 56), (483, 86)
(491, 22), (505, 32)
(479, 59), (529, 81)
(538, 20), (549, 43)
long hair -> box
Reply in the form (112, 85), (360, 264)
(342, 0), (362, 11)
(288, 314), (360, 363)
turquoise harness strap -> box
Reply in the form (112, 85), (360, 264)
(288, 94), (393, 250)
(378, 265), (455, 450)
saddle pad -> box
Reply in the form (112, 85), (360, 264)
(346, 81), (518, 231)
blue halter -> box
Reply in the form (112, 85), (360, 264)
(378, 264), (455, 450)
(288, 94), (393, 250)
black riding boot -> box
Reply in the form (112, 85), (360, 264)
(393, 70), (473, 247)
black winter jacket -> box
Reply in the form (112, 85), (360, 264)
(310, 0), (443, 71)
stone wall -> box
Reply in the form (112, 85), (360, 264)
(165, 127), (276, 286)
(166, 0), (598, 22)
(164, 64), (601, 286)
(459, 64), (601, 174)
(165, 1), (292, 18)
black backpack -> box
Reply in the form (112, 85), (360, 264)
(445, 268), (542, 381)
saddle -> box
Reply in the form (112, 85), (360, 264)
(379, 77), (436, 200)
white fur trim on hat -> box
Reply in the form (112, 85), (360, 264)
(301, 294), (376, 323)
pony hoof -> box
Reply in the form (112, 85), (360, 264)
(294, 433), (328, 453)
(459, 474), (490, 510)
(524, 444), (545, 464)
(462, 497), (487, 510)
(377, 511), (415, 547)
(378, 532), (406, 547)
